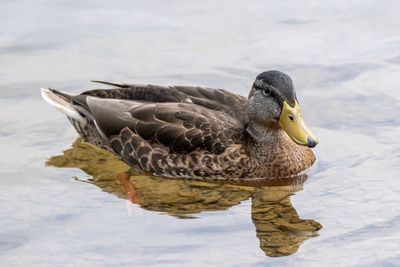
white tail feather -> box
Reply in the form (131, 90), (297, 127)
(40, 88), (85, 122)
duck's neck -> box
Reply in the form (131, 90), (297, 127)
(246, 121), (285, 146)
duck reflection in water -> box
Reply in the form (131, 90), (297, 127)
(47, 139), (322, 257)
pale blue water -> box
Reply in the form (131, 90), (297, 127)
(1, 1), (400, 266)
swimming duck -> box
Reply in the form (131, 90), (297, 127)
(41, 70), (318, 180)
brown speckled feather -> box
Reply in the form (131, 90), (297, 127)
(109, 127), (254, 179)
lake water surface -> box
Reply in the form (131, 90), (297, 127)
(1, 1), (400, 266)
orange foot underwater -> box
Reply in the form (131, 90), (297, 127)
(117, 172), (140, 204)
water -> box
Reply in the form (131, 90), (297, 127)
(1, 1), (400, 266)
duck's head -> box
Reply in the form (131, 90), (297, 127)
(247, 70), (318, 148)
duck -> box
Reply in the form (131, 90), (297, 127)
(41, 70), (318, 180)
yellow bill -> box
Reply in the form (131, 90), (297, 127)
(278, 101), (319, 148)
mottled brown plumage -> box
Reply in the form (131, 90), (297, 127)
(42, 71), (317, 180)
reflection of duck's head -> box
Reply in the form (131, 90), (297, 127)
(247, 71), (318, 147)
(46, 139), (321, 256)
(251, 186), (322, 257)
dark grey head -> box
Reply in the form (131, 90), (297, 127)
(248, 70), (297, 124)
(247, 70), (318, 148)
(249, 70), (297, 108)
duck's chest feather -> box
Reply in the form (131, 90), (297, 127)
(244, 130), (316, 178)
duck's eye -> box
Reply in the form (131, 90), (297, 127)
(262, 87), (272, 96)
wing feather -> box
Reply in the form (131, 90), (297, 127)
(80, 96), (244, 154)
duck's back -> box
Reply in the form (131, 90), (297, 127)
(81, 82), (249, 124)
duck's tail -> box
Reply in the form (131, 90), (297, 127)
(40, 88), (85, 122)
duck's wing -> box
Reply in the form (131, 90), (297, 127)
(75, 95), (245, 154)
(83, 82), (249, 124)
